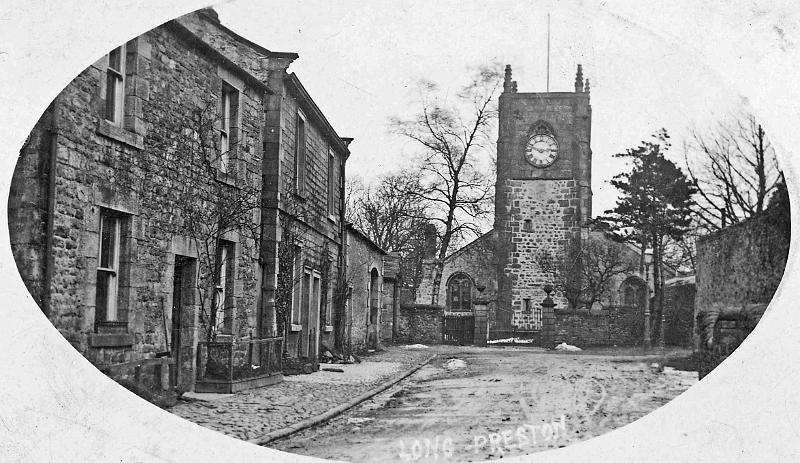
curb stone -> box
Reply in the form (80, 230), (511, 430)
(248, 353), (437, 446)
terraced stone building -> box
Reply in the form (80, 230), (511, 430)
(8, 9), (352, 393)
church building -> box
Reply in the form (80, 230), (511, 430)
(414, 64), (660, 347)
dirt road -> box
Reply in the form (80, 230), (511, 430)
(268, 346), (696, 462)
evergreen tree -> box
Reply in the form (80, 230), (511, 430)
(595, 129), (696, 347)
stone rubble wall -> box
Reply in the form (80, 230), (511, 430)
(551, 304), (643, 348)
(396, 304), (443, 345)
(344, 229), (384, 352)
(695, 202), (789, 376)
(499, 179), (577, 329)
(663, 282), (696, 347)
(10, 23), (268, 390)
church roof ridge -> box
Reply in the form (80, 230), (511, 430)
(443, 229), (496, 262)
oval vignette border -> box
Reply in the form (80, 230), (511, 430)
(1, 1), (799, 462)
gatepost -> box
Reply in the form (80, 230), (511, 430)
(541, 284), (556, 348)
(473, 284), (489, 347)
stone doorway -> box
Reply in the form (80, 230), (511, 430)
(171, 255), (196, 391)
(299, 269), (321, 362)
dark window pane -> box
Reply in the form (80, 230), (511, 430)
(99, 216), (116, 269)
(96, 271), (109, 321)
(108, 47), (122, 71)
(302, 273), (311, 314)
(105, 74), (118, 123)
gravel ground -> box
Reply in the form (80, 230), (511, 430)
(168, 346), (433, 441)
(269, 346), (698, 462)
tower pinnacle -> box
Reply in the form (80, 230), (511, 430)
(503, 64), (514, 93)
(574, 64), (584, 92)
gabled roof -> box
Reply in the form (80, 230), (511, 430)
(164, 20), (272, 95)
(345, 223), (387, 255)
(196, 8), (298, 60)
(284, 73), (352, 158)
(444, 230), (495, 262)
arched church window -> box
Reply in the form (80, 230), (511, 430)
(620, 277), (647, 308)
(448, 273), (473, 313)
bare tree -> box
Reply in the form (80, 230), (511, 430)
(537, 236), (637, 310)
(152, 98), (263, 343)
(343, 175), (365, 225)
(390, 64), (502, 305)
(348, 171), (426, 253)
(347, 171), (431, 298)
(684, 113), (782, 232)
(662, 233), (698, 275)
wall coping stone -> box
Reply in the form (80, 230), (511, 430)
(555, 308), (608, 317)
(400, 304), (444, 312)
(89, 333), (134, 348)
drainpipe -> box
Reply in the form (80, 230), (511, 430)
(42, 95), (60, 317)
(392, 273), (400, 343)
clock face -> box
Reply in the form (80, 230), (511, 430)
(524, 134), (559, 168)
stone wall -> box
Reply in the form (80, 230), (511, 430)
(344, 227), (384, 352)
(664, 278), (695, 347)
(8, 22), (273, 393)
(380, 279), (396, 342)
(696, 199), (789, 376)
(8, 104), (54, 311)
(173, 11), (348, 362)
(696, 209), (789, 312)
(553, 310), (609, 346)
(396, 304), (443, 345)
(551, 304), (643, 348)
(499, 179), (582, 330)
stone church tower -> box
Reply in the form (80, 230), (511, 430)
(494, 64), (593, 340)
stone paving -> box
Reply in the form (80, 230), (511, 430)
(169, 346), (435, 441)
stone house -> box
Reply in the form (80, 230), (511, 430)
(178, 10), (351, 367)
(8, 9), (351, 393)
(271, 73), (350, 364)
(343, 224), (388, 352)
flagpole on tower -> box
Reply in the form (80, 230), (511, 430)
(546, 13), (551, 92)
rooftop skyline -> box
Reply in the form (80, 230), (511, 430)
(217, 0), (748, 222)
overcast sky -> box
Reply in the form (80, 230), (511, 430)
(215, 0), (747, 219)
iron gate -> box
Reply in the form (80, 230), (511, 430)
(442, 314), (475, 345)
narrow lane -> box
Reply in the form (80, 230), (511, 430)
(268, 346), (696, 462)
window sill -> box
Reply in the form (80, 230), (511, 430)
(97, 119), (144, 150)
(323, 325), (333, 333)
(89, 333), (134, 348)
(214, 169), (238, 188)
(327, 215), (338, 224)
(289, 323), (302, 332)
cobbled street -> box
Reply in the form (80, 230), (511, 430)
(267, 346), (696, 462)
(170, 347), (433, 441)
